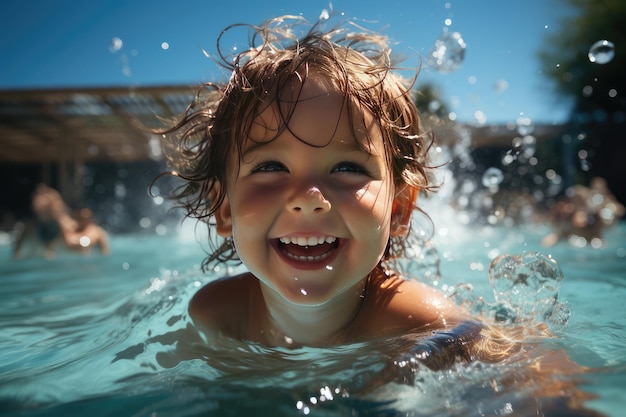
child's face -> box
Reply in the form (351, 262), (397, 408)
(215, 74), (399, 305)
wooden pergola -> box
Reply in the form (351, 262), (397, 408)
(0, 85), (199, 162)
(0, 85), (197, 203)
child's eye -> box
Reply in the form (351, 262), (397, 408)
(251, 160), (287, 173)
(332, 161), (369, 175)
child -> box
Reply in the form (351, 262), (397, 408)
(154, 18), (606, 415)
(162, 17), (482, 349)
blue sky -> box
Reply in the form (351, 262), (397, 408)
(0, 0), (572, 124)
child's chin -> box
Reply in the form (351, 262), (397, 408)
(279, 283), (335, 307)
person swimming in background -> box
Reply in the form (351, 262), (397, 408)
(542, 176), (625, 248)
(59, 207), (110, 255)
(13, 184), (109, 258)
(13, 183), (66, 259)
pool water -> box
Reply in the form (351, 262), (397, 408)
(0, 220), (624, 417)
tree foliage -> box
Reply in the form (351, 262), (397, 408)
(539, 0), (625, 121)
(539, 0), (626, 204)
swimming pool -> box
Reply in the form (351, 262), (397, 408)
(1, 218), (624, 416)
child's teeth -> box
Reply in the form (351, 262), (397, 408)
(279, 236), (337, 246)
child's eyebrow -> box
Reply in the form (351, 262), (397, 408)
(240, 140), (273, 159)
(240, 138), (378, 161)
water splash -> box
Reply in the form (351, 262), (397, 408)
(588, 40), (615, 64)
(385, 230), (442, 290)
(488, 252), (570, 330)
(426, 31), (466, 73)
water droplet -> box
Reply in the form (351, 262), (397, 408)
(427, 31), (466, 73)
(588, 40), (615, 64)
(481, 167), (504, 188)
(139, 217), (151, 228)
(502, 153), (515, 166)
(580, 158), (591, 171)
(474, 110), (487, 125)
(109, 37), (123, 53)
(516, 116), (534, 135)
(428, 100), (441, 113)
(494, 79), (509, 93)
(512, 135), (537, 159)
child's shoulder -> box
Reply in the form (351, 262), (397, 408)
(188, 272), (258, 338)
(371, 272), (456, 310)
(361, 272), (466, 336)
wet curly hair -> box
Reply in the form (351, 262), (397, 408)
(159, 16), (436, 271)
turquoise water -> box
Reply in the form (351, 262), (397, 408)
(1, 221), (624, 416)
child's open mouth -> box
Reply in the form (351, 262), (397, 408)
(272, 236), (341, 269)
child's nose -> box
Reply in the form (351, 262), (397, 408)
(288, 186), (331, 215)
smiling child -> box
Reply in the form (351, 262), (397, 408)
(163, 16), (469, 348)
(149, 18), (607, 416)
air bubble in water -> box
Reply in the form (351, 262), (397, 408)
(588, 40), (615, 64)
(481, 167), (504, 188)
(488, 253), (570, 329)
(427, 31), (466, 73)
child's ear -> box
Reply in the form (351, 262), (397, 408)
(390, 184), (418, 237)
(210, 181), (233, 237)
